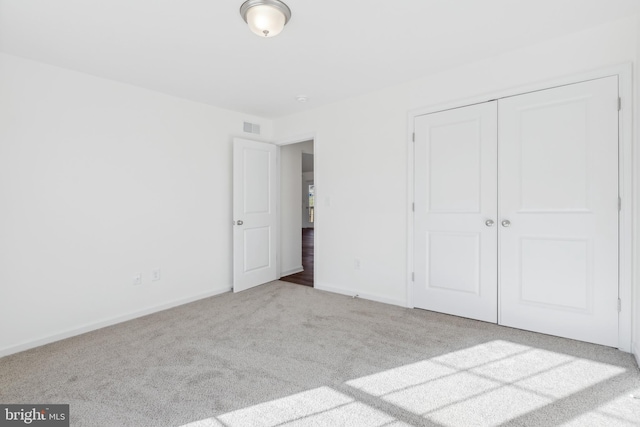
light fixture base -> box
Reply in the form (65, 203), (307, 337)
(240, 0), (292, 25)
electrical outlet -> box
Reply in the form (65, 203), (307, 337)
(354, 258), (361, 270)
(133, 273), (142, 286)
(152, 269), (161, 282)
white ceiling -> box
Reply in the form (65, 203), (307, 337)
(1, 1), (639, 118)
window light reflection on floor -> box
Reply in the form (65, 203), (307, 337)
(347, 340), (629, 426)
(181, 386), (398, 427)
(181, 340), (636, 427)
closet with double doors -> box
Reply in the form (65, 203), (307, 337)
(413, 76), (619, 347)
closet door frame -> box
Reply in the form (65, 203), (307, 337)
(406, 63), (634, 352)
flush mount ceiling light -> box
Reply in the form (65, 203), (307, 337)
(240, 0), (292, 38)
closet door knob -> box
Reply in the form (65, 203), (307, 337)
(485, 219), (494, 227)
(236, 220), (244, 226)
(501, 220), (511, 227)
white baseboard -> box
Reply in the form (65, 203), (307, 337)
(0, 286), (231, 358)
(315, 282), (407, 308)
(280, 266), (304, 277)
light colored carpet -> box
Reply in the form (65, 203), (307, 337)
(1, 281), (639, 426)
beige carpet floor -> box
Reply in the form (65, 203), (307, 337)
(1, 281), (639, 426)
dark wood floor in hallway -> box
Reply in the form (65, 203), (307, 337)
(280, 228), (314, 287)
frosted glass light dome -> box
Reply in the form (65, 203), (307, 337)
(240, 0), (292, 38)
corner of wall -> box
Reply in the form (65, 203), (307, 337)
(315, 282), (407, 308)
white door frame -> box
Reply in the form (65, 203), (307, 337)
(406, 63), (634, 351)
(275, 132), (318, 283)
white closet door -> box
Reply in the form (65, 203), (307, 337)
(414, 102), (498, 323)
(498, 77), (619, 347)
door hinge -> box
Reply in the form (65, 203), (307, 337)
(618, 196), (622, 212)
(618, 97), (622, 111)
(412, 132), (415, 142)
(617, 298), (622, 312)
(411, 272), (415, 281)
(412, 202), (415, 212)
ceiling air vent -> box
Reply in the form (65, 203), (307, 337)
(243, 122), (261, 135)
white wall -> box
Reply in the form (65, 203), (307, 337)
(0, 53), (272, 356)
(275, 85), (411, 305)
(274, 17), (640, 326)
(407, 16), (638, 110)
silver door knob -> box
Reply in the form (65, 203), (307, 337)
(485, 219), (494, 227)
(501, 220), (511, 227)
(236, 220), (244, 225)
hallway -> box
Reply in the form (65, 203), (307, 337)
(280, 228), (314, 287)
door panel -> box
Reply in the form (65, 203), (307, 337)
(519, 237), (590, 311)
(414, 102), (498, 323)
(233, 138), (277, 292)
(428, 119), (482, 213)
(243, 226), (272, 272)
(498, 77), (619, 346)
(518, 98), (590, 212)
(243, 149), (271, 214)
(428, 232), (481, 294)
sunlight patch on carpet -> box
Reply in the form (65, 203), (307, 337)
(180, 386), (398, 427)
(181, 340), (633, 427)
(346, 340), (627, 426)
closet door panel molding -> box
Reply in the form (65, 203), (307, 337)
(498, 76), (619, 347)
(412, 75), (622, 348)
(413, 102), (498, 323)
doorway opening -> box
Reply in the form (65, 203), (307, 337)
(280, 227), (314, 287)
(279, 139), (315, 287)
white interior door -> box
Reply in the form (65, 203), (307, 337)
(414, 102), (498, 323)
(233, 138), (277, 292)
(498, 77), (619, 347)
